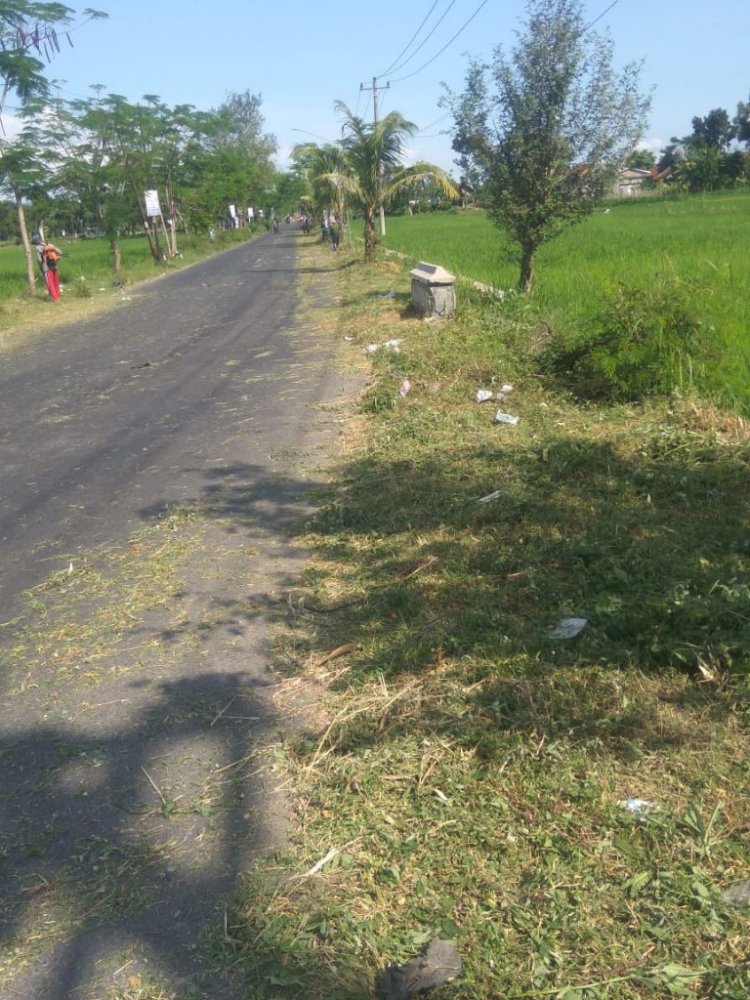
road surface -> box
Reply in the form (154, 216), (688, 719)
(0, 228), (355, 999)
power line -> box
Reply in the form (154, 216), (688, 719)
(353, 84), (364, 119)
(378, 0), (441, 78)
(389, 0), (489, 84)
(387, 0), (458, 78)
(583, 0), (622, 33)
(417, 112), (451, 134)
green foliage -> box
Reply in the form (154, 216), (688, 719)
(381, 194), (750, 412)
(303, 103), (457, 261)
(542, 280), (711, 400)
(443, 0), (650, 292)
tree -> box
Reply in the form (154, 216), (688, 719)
(734, 96), (750, 148)
(0, 3), (106, 292)
(292, 140), (348, 222)
(444, 0), (650, 293)
(208, 91), (277, 213)
(690, 108), (735, 151)
(321, 102), (457, 261)
(626, 149), (656, 170)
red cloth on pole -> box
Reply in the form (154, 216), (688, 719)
(46, 268), (60, 301)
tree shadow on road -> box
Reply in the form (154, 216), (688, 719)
(0, 671), (285, 999)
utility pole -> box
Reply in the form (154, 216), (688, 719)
(360, 76), (390, 236)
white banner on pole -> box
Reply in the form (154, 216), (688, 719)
(144, 189), (162, 218)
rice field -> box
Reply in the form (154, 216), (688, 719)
(0, 228), (253, 305)
(381, 192), (750, 407)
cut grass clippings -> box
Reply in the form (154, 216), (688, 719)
(215, 238), (750, 998)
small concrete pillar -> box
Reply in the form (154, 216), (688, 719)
(410, 261), (456, 318)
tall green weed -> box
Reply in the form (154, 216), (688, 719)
(542, 279), (713, 401)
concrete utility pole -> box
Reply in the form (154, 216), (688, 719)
(360, 76), (390, 236)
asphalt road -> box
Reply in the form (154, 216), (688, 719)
(0, 228), (354, 999)
(0, 228), (338, 621)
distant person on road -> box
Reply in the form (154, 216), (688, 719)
(31, 232), (63, 302)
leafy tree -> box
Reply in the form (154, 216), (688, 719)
(626, 149), (655, 170)
(444, 0), (650, 293)
(734, 95), (750, 148)
(690, 108), (735, 150)
(207, 90), (277, 213)
(0, 2), (106, 291)
(270, 168), (308, 218)
(673, 146), (723, 193)
(292, 140), (348, 222)
(320, 101), (457, 261)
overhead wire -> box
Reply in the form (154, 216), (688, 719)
(583, 0), (622, 33)
(378, 0), (441, 78)
(389, 0), (490, 84)
(411, 112), (452, 139)
(386, 0), (459, 78)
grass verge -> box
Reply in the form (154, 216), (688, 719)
(215, 240), (750, 998)
(0, 227), (258, 347)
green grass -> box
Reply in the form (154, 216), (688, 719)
(214, 241), (750, 998)
(380, 193), (750, 410)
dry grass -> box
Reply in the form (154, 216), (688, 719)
(214, 240), (750, 999)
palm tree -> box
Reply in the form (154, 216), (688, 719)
(321, 102), (458, 261)
(291, 141), (348, 226)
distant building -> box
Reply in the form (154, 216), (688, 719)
(613, 166), (653, 197)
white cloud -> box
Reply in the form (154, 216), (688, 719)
(637, 136), (666, 154)
(0, 113), (23, 141)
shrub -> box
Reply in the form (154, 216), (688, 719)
(541, 280), (712, 400)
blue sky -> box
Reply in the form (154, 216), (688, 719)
(25, 0), (750, 173)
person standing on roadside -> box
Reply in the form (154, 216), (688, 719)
(330, 215), (341, 251)
(31, 233), (63, 302)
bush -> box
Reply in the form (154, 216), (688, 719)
(541, 280), (712, 401)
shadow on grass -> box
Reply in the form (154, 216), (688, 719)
(64, 430), (745, 1000)
(135, 437), (749, 767)
(294, 429), (750, 752)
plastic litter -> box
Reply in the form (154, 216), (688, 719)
(499, 383), (514, 394)
(379, 938), (461, 1000)
(476, 389), (494, 403)
(399, 379), (412, 398)
(619, 797), (656, 814)
(478, 490), (502, 504)
(364, 338), (403, 355)
(494, 411), (520, 426)
(721, 880), (750, 907)
(548, 617), (588, 639)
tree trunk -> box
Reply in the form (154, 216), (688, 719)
(519, 245), (535, 295)
(14, 186), (38, 295)
(110, 235), (121, 273)
(363, 208), (377, 261)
